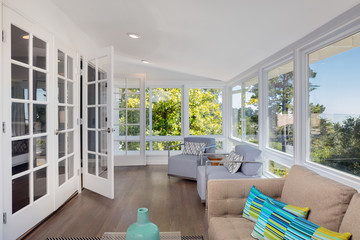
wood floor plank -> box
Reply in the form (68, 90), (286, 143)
(22, 166), (208, 240)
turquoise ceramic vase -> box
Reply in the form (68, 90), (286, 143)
(126, 208), (160, 240)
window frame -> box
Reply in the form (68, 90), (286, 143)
(145, 85), (184, 152)
(144, 83), (226, 153)
(185, 85), (226, 138)
(299, 20), (360, 186)
(262, 55), (295, 159)
(230, 74), (260, 145)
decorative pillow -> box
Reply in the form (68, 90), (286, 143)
(243, 186), (309, 222)
(251, 199), (352, 240)
(182, 142), (206, 155)
(285, 217), (351, 240)
(252, 199), (298, 240)
(223, 151), (243, 174)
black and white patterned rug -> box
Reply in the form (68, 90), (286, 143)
(46, 236), (204, 240)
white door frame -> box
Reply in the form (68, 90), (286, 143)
(2, 6), (55, 239)
(1, 0), (4, 239)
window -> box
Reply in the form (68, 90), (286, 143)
(150, 88), (181, 136)
(146, 88), (182, 151)
(268, 160), (289, 178)
(189, 88), (223, 135)
(308, 32), (360, 177)
(231, 77), (259, 143)
(231, 85), (242, 139)
(267, 61), (294, 155)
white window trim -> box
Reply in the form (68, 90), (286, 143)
(229, 73), (260, 145)
(297, 18), (360, 190)
(261, 54), (295, 166)
(144, 84), (226, 153)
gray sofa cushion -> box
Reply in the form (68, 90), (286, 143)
(168, 154), (199, 179)
(235, 144), (262, 176)
(197, 165), (259, 201)
(184, 137), (216, 153)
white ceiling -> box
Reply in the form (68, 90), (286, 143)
(50, 0), (360, 81)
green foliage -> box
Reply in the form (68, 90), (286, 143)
(311, 116), (360, 176)
(150, 88), (182, 136)
(269, 160), (288, 178)
(152, 141), (182, 151)
(189, 88), (223, 135)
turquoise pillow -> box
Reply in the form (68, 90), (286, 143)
(243, 186), (309, 222)
(251, 199), (352, 240)
(252, 199), (297, 240)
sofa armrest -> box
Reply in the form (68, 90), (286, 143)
(207, 178), (286, 221)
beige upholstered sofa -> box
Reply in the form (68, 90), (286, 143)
(207, 165), (360, 240)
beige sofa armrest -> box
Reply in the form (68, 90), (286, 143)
(207, 178), (286, 221)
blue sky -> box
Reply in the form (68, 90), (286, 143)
(310, 46), (360, 117)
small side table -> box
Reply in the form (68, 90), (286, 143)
(103, 232), (181, 240)
(207, 156), (223, 166)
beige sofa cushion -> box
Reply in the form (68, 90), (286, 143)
(281, 165), (357, 231)
(339, 193), (360, 239)
(208, 217), (255, 240)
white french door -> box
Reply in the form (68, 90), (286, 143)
(83, 46), (115, 199)
(114, 74), (146, 166)
(2, 7), (55, 239)
(54, 46), (80, 209)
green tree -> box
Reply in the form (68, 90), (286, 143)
(189, 88), (223, 135)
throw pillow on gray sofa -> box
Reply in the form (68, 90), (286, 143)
(182, 142), (206, 155)
(223, 151), (243, 174)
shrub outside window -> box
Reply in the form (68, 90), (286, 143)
(189, 88), (223, 135)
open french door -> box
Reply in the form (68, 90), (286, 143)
(83, 46), (115, 199)
(54, 45), (81, 209)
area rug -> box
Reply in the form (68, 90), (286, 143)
(47, 236), (203, 240)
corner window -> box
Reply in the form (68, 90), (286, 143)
(308, 32), (360, 177)
(267, 61), (294, 155)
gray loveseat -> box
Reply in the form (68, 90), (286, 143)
(168, 137), (216, 180)
(197, 143), (262, 202)
(207, 165), (360, 240)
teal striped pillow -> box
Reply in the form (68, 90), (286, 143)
(251, 199), (352, 240)
(243, 186), (309, 222)
(252, 199), (297, 240)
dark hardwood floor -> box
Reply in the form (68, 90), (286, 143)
(22, 166), (208, 240)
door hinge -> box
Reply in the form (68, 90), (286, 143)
(3, 212), (7, 224)
(2, 30), (5, 43)
(2, 122), (5, 133)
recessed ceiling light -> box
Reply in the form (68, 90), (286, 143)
(127, 32), (140, 39)
(22, 35), (30, 40)
(141, 60), (149, 64)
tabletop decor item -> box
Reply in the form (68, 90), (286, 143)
(126, 208), (160, 240)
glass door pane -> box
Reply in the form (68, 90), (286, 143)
(113, 75), (145, 166)
(3, 10), (55, 239)
(83, 47), (114, 199)
(56, 50), (76, 187)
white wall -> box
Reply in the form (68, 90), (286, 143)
(0, 0), (4, 237)
(3, 0), (100, 56)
